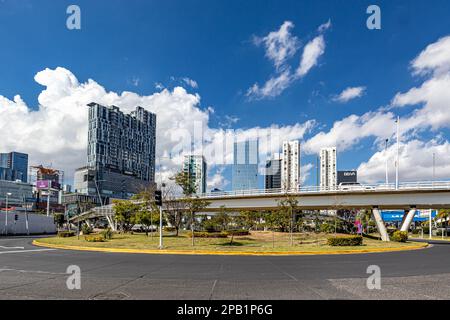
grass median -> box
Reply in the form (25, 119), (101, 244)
(35, 231), (427, 255)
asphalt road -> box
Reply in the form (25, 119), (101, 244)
(1, 236), (450, 300)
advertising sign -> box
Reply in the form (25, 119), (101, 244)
(337, 171), (357, 184)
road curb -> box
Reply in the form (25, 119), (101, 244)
(32, 239), (429, 256)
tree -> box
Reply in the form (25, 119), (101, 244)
(214, 206), (230, 231)
(277, 194), (300, 246)
(437, 209), (450, 228)
(113, 200), (140, 232)
(132, 185), (158, 238)
(135, 203), (160, 236)
(163, 184), (187, 236)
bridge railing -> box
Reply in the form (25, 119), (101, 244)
(198, 181), (450, 198)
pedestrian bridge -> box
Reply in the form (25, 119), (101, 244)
(197, 181), (450, 211)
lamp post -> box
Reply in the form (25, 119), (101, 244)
(385, 138), (389, 187)
(5, 192), (12, 235)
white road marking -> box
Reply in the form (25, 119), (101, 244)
(0, 249), (56, 254)
(0, 246), (25, 250)
(0, 267), (65, 275)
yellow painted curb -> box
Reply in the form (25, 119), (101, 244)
(32, 239), (428, 256)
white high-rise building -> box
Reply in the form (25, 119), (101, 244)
(320, 147), (337, 190)
(281, 141), (300, 191)
(183, 155), (207, 194)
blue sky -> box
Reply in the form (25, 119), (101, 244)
(1, 0), (450, 190)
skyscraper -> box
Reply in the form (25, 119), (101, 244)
(320, 147), (337, 190)
(265, 153), (281, 189)
(79, 102), (156, 200)
(232, 140), (258, 191)
(0, 151), (28, 182)
(183, 155), (207, 194)
(281, 141), (300, 191)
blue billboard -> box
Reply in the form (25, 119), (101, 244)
(381, 210), (437, 222)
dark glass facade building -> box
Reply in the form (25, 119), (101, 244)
(0, 151), (28, 183)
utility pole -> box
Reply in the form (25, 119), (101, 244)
(385, 138), (389, 187)
(46, 180), (51, 217)
(432, 153), (436, 186)
(395, 116), (400, 190)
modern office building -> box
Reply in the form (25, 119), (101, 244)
(0, 151), (28, 183)
(232, 140), (259, 191)
(265, 153), (281, 189)
(78, 103), (157, 200)
(281, 140), (300, 191)
(182, 155), (207, 194)
(320, 147), (337, 190)
(0, 180), (34, 207)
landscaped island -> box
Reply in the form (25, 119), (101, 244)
(35, 231), (426, 255)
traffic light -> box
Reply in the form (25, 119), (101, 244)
(14, 214), (18, 221)
(154, 190), (162, 206)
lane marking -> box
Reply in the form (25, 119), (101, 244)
(0, 249), (56, 255)
(0, 246), (25, 250)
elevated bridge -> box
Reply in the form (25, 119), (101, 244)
(70, 181), (450, 242)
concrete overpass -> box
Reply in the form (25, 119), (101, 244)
(70, 181), (450, 242)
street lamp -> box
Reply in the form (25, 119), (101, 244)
(395, 116), (400, 190)
(385, 139), (389, 187)
(4, 192), (12, 235)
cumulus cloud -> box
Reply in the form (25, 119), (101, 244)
(332, 86), (366, 103)
(246, 70), (293, 100)
(0, 67), (313, 189)
(303, 34), (450, 183)
(358, 139), (450, 183)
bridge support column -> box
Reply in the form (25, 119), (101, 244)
(400, 207), (416, 232)
(372, 207), (390, 242)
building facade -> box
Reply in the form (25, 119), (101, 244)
(265, 153), (281, 189)
(320, 147), (337, 190)
(232, 140), (258, 191)
(0, 151), (28, 182)
(0, 180), (34, 207)
(182, 155), (207, 194)
(281, 141), (300, 191)
(81, 103), (157, 200)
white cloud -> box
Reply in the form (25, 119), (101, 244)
(296, 35), (325, 77)
(318, 19), (332, 33)
(247, 21), (329, 100)
(182, 77), (198, 89)
(246, 70), (293, 100)
(0, 67), (314, 190)
(253, 21), (299, 71)
(358, 139), (450, 183)
(333, 86), (366, 103)
(411, 35), (450, 77)
(207, 167), (229, 190)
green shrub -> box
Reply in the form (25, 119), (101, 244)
(320, 223), (334, 233)
(224, 229), (250, 236)
(57, 231), (75, 238)
(164, 226), (176, 232)
(391, 231), (408, 242)
(327, 235), (363, 246)
(81, 224), (93, 235)
(101, 228), (113, 240)
(188, 231), (228, 238)
(84, 235), (105, 242)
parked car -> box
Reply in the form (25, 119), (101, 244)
(338, 182), (375, 191)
